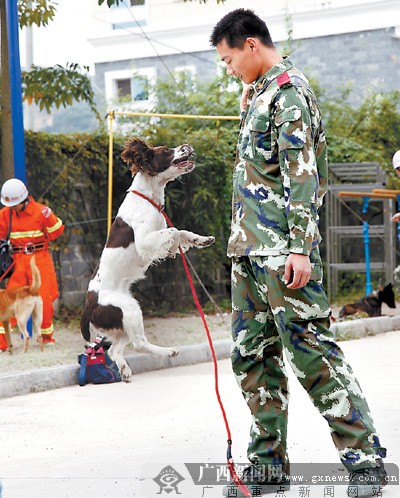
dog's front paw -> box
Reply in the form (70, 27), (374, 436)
(196, 236), (215, 248)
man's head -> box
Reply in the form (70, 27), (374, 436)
(210, 8), (274, 50)
(393, 150), (400, 176)
(1, 178), (29, 211)
(210, 9), (280, 85)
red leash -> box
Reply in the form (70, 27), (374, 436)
(0, 260), (16, 283)
(131, 190), (251, 497)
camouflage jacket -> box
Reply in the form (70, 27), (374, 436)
(227, 58), (328, 257)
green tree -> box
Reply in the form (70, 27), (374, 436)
(321, 88), (400, 179)
(0, 0), (112, 180)
(1, 0), (59, 178)
(22, 63), (100, 119)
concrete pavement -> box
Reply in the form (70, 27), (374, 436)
(0, 330), (399, 498)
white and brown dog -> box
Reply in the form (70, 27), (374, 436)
(0, 255), (43, 353)
(80, 138), (215, 381)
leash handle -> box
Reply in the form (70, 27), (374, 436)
(130, 190), (251, 497)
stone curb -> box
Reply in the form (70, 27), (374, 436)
(0, 316), (399, 400)
(330, 315), (400, 340)
(0, 339), (231, 400)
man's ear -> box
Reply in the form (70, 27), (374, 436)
(245, 37), (257, 52)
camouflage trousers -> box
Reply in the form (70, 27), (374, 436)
(231, 250), (386, 472)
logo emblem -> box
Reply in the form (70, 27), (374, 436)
(153, 465), (184, 494)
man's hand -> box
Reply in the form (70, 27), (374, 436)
(240, 83), (252, 113)
(284, 253), (312, 289)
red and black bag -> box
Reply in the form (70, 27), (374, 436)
(78, 336), (121, 386)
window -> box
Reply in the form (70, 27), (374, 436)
(116, 79), (132, 99)
(132, 75), (149, 101)
(105, 68), (155, 106)
(111, 0), (147, 29)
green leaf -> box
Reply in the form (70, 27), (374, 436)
(18, 0), (58, 28)
(22, 64), (102, 123)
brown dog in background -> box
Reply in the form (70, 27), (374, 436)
(0, 256), (43, 353)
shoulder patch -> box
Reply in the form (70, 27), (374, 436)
(277, 72), (292, 88)
(42, 207), (52, 218)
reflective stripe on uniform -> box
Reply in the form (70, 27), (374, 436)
(10, 230), (44, 239)
(41, 324), (54, 335)
(46, 218), (63, 234)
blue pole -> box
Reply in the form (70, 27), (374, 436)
(5, 0), (26, 184)
(5, 0), (31, 336)
(362, 196), (373, 295)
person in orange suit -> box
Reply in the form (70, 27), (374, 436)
(0, 179), (64, 351)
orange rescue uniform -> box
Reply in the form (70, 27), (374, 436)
(0, 197), (64, 350)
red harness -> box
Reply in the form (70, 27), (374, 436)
(131, 189), (250, 497)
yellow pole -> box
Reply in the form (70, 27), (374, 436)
(338, 191), (396, 199)
(373, 188), (400, 195)
(112, 110), (240, 121)
(107, 112), (115, 235)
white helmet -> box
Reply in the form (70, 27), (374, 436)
(393, 150), (400, 170)
(1, 178), (28, 206)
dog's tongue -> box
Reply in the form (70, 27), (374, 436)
(177, 160), (193, 167)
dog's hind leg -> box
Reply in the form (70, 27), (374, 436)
(3, 321), (13, 355)
(108, 334), (132, 382)
(124, 310), (179, 358)
(16, 314), (31, 353)
(32, 297), (44, 351)
(132, 333), (179, 357)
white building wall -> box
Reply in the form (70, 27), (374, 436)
(88, 0), (400, 63)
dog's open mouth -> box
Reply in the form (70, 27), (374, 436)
(176, 160), (195, 169)
(173, 153), (196, 170)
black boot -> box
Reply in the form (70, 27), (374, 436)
(347, 463), (387, 497)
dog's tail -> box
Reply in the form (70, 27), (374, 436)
(80, 311), (91, 342)
(80, 292), (98, 342)
(29, 255), (41, 294)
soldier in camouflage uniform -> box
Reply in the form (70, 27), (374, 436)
(210, 9), (387, 498)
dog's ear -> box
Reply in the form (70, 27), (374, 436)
(121, 137), (156, 176)
(380, 283), (393, 293)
